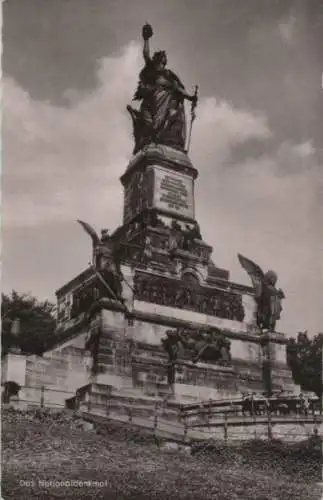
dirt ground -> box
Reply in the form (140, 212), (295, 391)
(2, 409), (322, 500)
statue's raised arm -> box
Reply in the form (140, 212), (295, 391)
(142, 23), (153, 63)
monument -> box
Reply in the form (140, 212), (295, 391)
(55, 24), (297, 407)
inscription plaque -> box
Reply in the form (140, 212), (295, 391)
(152, 165), (194, 218)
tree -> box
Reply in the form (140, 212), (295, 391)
(1, 291), (56, 356)
(287, 331), (323, 398)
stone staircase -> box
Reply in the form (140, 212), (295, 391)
(77, 382), (182, 423)
(72, 381), (322, 444)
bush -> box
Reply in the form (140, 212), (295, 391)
(2, 381), (21, 403)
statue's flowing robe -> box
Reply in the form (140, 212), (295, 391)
(258, 284), (282, 330)
(269, 288), (283, 321)
(133, 61), (187, 151)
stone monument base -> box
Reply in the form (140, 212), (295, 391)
(82, 292), (298, 411)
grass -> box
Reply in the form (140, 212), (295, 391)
(2, 408), (322, 500)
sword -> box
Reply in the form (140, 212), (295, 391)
(185, 85), (198, 153)
(89, 264), (128, 313)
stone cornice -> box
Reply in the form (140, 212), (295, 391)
(55, 267), (94, 297)
(130, 307), (260, 342)
(129, 304), (288, 345)
(120, 144), (198, 186)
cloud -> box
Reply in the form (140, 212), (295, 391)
(193, 134), (322, 335)
(292, 140), (316, 158)
(188, 92), (321, 336)
(191, 98), (271, 167)
(3, 42), (272, 230)
(278, 15), (297, 45)
(3, 42), (141, 229)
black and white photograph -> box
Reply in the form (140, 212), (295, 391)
(1, 1), (323, 499)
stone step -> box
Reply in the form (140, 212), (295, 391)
(83, 410), (188, 440)
(89, 382), (158, 399)
(84, 400), (156, 420)
(90, 391), (162, 409)
(79, 381), (213, 409)
(75, 380), (199, 425)
(80, 382), (182, 422)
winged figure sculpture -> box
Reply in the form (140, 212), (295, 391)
(238, 253), (285, 332)
(162, 327), (231, 389)
(76, 220), (124, 302)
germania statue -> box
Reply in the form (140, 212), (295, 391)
(127, 23), (198, 154)
(238, 254), (285, 332)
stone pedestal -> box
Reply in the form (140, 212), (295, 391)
(54, 144), (299, 408)
(261, 332), (299, 394)
(79, 289), (297, 406)
(120, 144), (198, 225)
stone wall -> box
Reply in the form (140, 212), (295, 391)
(98, 307), (268, 401)
(25, 332), (91, 391)
(2, 331), (92, 408)
(188, 421), (321, 443)
(96, 303), (300, 402)
(3, 298), (297, 409)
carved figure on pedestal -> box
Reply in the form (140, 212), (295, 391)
(77, 220), (124, 303)
(134, 273), (245, 321)
(190, 222), (202, 241)
(167, 221), (202, 258)
(161, 329), (182, 386)
(182, 223), (202, 251)
(238, 253), (285, 331)
(95, 231), (124, 302)
(148, 211), (166, 229)
(162, 327), (232, 387)
(127, 23), (198, 154)
(168, 230), (180, 259)
(142, 235), (153, 265)
(178, 328), (232, 365)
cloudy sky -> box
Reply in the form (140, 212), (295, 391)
(2, 0), (323, 336)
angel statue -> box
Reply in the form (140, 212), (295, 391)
(77, 220), (124, 303)
(238, 254), (285, 332)
(127, 23), (198, 154)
